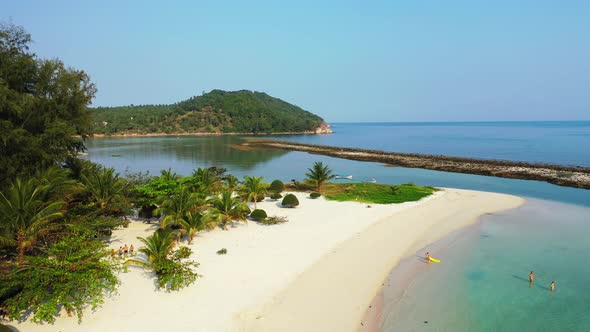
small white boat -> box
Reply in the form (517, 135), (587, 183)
(369, 178), (376, 183)
(335, 175), (353, 180)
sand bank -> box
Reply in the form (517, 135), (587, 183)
(7, 189), (522, 332)
(238, 189), (523, 332)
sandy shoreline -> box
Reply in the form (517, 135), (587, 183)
(6, 189), (522, 332)
(238, 189), (523, 332)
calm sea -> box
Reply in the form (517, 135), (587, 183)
(85, 121), (590, 331)
(277, 121), (590, 167)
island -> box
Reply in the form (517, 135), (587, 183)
(92, 89), (332, 136)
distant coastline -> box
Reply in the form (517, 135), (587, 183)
(91, 129), (333, 138)
(241, 138), (590, 190)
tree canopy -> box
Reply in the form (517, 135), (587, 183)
(0, 22), (96, 186)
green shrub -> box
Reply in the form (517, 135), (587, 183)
(260, 215), (288, 225)
(270, 192), (282, 200)
(250, 209), (268, 221)
(0, 236), (120, 323)
(310, 192), (321, 199)
(154, 249), (200, 291)
(217, 248), (227, 255)
(269, 179), (285, 193)
(281, 194), (299, 208)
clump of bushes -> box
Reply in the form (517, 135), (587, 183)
(217, 248), (227, 255)
(309, 192), (321, 199)
(270, 192), (282, 200)
(269, 179), (285, 193)
(250, 209), (268, 221)
(260, 215), (288, 225)
(282, 194), (299, 208)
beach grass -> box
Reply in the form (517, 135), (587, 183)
(323, 183), (437, 204)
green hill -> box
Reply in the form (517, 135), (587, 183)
(92, 90), (329, 135)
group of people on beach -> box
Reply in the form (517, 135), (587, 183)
(529, 271), (556, 292)
(111, 244), (134, 258)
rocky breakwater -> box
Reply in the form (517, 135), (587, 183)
(241, 138), (590, 190)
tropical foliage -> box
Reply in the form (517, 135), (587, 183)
(269, 179), (285, 193)
(249, 209), (268, 221)
(126, 229), (199, 291)
(281, 194), (300, 208)
(0, 236), (119, 323)
(310, 192), (322, 199)
(270, 192), (282, 200)
(207, 191), (250, 229)
(81, 166), (127, 213)
(239, 176), (267, 209)
(305, 162), (335, 192)
(0, 178), (64, 263)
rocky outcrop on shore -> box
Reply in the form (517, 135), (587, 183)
(313, 122), (333, 134)
(242, 139), (590, 190)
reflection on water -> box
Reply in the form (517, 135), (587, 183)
(85, 136), (590, 207)
(379, 199), (590, 331)
(85, 136), (288, 175)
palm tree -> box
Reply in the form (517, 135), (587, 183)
(126, 229), (176, 268)
(81, 167), (126, 211)
(0, 178), (64, 263)
(190, 167), (221, 196)
(240, 176), (267, 209)
(156, 188), (199, 242)
(179, 211), (216, 244)
(224, 174), (239, 192)
(206, 191), (250, 229)
(305, 161), (335, 193)
(160, 168), (180, 182)
(35, 166), (78, 201)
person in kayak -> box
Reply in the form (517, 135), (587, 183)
(425, 252), (431, 263)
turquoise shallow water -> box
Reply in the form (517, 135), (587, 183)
(379, 199), (590, 331)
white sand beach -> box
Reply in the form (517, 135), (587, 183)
(7, 189), (523, 332)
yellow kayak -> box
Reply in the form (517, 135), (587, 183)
(429, 257), (441, 263)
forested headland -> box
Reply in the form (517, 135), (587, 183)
(92, 90), (331, 135)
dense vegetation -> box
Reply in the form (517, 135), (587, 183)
(323, 183), (437, 204)
(0, 23), (95, 186)
(92, 89), (326, 135)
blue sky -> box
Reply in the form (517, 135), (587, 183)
(3, 0), (589, 122)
